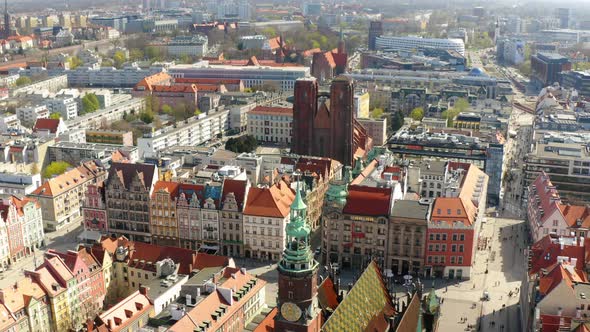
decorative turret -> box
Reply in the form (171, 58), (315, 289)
(279, 174), (318, 275)
(325, 166), (351, 210)
(351, 156), (364, 179)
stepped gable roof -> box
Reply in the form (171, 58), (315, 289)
(107, 162), (157, 190)
(151, 181), (181, 199)
(221, 179), (248, 211)
(343, 185), (392, 217)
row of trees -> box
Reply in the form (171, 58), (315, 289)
(81, 93), (100, 114)
(225, 135), (258, 153)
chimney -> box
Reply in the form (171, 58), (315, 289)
(571, 258), (578, 267)
(186, 294), (192, 305)
(139, 285), (149, 296)
(577, 307), (582, 319)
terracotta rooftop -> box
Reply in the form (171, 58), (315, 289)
(243, 180), (294, 218)
(560, 204), (590, 228)
(343, 185), (392, 217)
(252, 307), (277, 332)
(529, 234), (586, 275)
(540, 314), (572, 332)
(31, 161), (105, 197)
(98, 236), (230, 274)
(97, 289), (152, 332)
(32, 118), (60, 133)
(174, 77), (242, 85)
(529, 172), (563, 225)
(0, 303), (16, 331)
(151, 181), (181, 200)
(221, 179), (248, 211)
(152, 84), (198, 93)
(134, 72), (172, 91)
(168, 267), (266, 332)
(317, 277), (339, 311)
(538, 261), (587, 295)
(248, 106), (293, 116)
(430, 197), (476, 227)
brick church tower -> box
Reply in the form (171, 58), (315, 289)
(292, 76), (366, 167)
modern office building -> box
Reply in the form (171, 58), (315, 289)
(368, 21), (383, 51)
(560, 70), (590, 98)
(375, 36), (465, 56)
(168, 62), (309, 92)
(166, 35), (208, 57)
(531, 53), (572, 88)
(67, 64), (165, 88)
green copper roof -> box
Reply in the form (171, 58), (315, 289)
(291, 187), (307, 211)
(351, 157), (364, 178)
(426, 287), (440, 314)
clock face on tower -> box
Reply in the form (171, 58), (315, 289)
(281, 302), (302, 322)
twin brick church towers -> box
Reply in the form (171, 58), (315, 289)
(291, 76), (372, 167)
(274, 181), (322, 331)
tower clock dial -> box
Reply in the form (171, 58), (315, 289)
(281, 302), (302, 322)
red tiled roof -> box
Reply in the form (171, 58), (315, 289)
(530, 172), (563, 225)
(317, 277), (339, 311)
(134, 72), (172, 91)
(32, 118), (60, 133)
(221, 179), (248, 211)
(152, 84), (198, 93)
(538, 262), (586, 295)
(529, 235), (586, 275)
(243, 181), (294, 218)
(175, 77), (241, 85)
(248, 106), (293, 116)
(296, 157), (332, 180)
(97, 289), (152, 332)
(430, 197), (476, 227)
(151, 181), (181, 199)
(540, 314), (572, 332)
(302, 48), (321, 57)
(560, 204), (590, 228)
(343, 185), (392, 216)
(253, 307), (277, 332)
(268, 36), (281, 50)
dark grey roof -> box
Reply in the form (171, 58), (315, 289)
(391, 200), (430, 220)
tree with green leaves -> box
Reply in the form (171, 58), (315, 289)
(81, 93), (100, 114)
(441, 109), (460, 127)
(68, 56), (83, 69)
(140, 110), (155, 124)
(129, 48), (144, 62)
(370, 108), (384, 119)
(161, 104), (173, 115)
(145, 46), (162, 61)
(113, 51), (127, 69)
(453, 98), (470, 113)
(225, 135), (258, 153)
(410, 107), (425, 121)
(43, 161), (71, 179)
(194, 108), (201, 116)
(49, 112), (61, 119)
(15, 76), (31, 87)
(391, 111), (405, 132)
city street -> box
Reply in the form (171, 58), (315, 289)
(435, 216), (527, 332)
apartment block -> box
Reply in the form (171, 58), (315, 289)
(28, 161), (107, 231)
(247, 106), (293, 145)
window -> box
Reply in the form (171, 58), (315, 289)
(429, 234), (434, 241)
(450, 256), (456, 264)
(459, 245), (464, 252)
(442, 234), (447, 241)
(553, 220), (559, 226)
(452, 234), (458, 241)
(460, 234), (465, 241)
(451, 244), (457, 252)
(435, 234), (440, 241)
(458, 256), (463, 264)
(288, 291), (293, 299)
(427, 256), (432, 263)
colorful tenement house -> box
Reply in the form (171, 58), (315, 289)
(92, 286), (154, 332)
(0, 195), (43, 267)
(274, 181), (322, 331)
(104, 162), (158, 243)
(45, 248), (106, 322)
(424, 163), (488, 279)
(28, 160), (107, 231)
(83, 182), (108, 233)
(150, 181), (181, 247)
(0, 275), (52, 332)
(176, 183), (205, 250)
(243, 179), (295, 261)
(219, 179), (249, 257)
